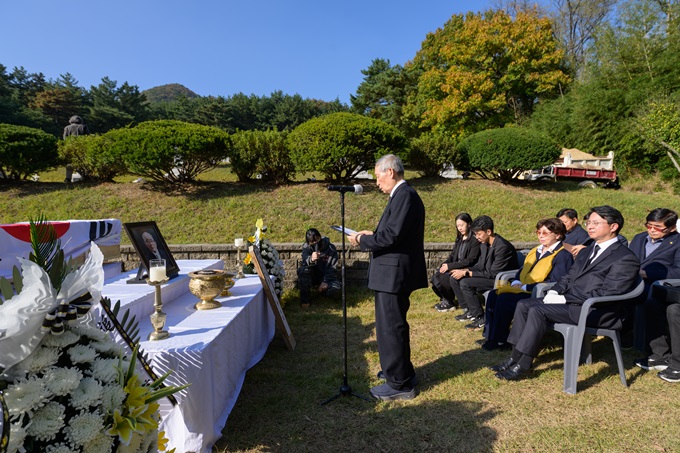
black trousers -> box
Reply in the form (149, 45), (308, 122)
(449, 275), (495, 318)
(374, 290), (415, 390)
(507, 298), (575, 359)
(431, 271), (456, 304)
(646, 295), (680, 369)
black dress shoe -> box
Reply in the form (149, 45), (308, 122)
(495, 363), (530, 381)
(489, 357), (515, 372)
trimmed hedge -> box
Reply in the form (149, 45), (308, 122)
(105, 120), (232, 184)
(457, 127), (560, 182)
(58, 134), (128, 182)
(409, 132), (461, 177)
(288, 112), (407, 181)
(230, 129), (295, 184)
(0, 123), (58, 180)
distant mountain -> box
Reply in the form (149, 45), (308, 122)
(143, 84), (200, 103)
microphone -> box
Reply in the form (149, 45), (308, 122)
(328, 184), (363, 194)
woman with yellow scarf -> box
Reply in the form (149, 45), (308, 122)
(481, 218), (574, 351)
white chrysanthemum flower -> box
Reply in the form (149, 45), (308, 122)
(87, 358), (120, 384)
(140, 428), (158, 452)
(43, 366), (83, 396)
(70, 376), (103, 410)
(41, 330), (80, 348)
(100, 383), (126, 413)
(67, 344), (98, 364)
(5, 376), (49, 418)
(24, 346), (61, 373)
(82, 431), (114, 453)
(7, 422), (28, 453)
(63, 410), (104, 447)
(116, 431), (143, 453)
(26, 401), (66, 441)
(90, 340), (124, 356)
(44, 443), (73, 453)
(73, 324), (110, 342)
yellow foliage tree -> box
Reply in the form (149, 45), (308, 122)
(404, 8), (570, 137)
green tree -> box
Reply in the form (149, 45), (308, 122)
(457, 127), (561, 182)
(404, 9), (570, 137)
(288, 112), (407, 181)
(350, 59), (417, 136)
(88, 77), (149, 132)
(0, 123), (58, 179)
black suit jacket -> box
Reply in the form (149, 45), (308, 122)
(629, 231), (680, 282)
(552, 240), (640, 327)
(360, 182), (428, 294)
(469, 234), (519, 279)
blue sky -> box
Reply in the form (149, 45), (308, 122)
(1, 1), (505, 104)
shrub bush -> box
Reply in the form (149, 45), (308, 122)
(287, 112), (407, 181)
(58, 134), (128, 181)
(105, 120), (232, 184)
(230, 129), (295, 184)
(0, 123), (58, 180)
(457, 127), (560, 182)
(408, 132), (461, 177)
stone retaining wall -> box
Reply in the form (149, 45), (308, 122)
(119, 242), (538, 288)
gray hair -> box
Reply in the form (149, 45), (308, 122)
(375, 154), (404, 177)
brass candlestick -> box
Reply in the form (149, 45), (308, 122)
(147, 278), (170, 340)
(236, 245), (245, 279)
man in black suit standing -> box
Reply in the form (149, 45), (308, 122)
(491, 205), (640, 380)
(349, 154), (427, 401)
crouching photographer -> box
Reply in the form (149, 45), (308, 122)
(297, 228), (341, 307)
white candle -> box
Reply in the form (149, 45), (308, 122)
(234, 238), (244, 247)
(149, 266), (166, 282)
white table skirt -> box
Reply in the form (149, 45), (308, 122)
(100, 261), (275, 453)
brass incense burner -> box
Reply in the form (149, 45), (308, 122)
(220, 271), (237, 297)
(188, 269), (228, 310)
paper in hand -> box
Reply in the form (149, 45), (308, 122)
(331, 225), (357, 236)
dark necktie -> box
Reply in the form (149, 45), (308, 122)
(586, 245), (600, 266)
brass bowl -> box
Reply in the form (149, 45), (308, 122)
(220, 271), (238, 297)
(188, 269), (227, 310)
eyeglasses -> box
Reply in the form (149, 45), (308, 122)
(584, 220), (608, 227)
(536, 230), (556, 236)
(645, 223), (669, 233)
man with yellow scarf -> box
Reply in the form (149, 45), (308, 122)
(480, 218), (574, 350)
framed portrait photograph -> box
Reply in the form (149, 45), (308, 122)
(123, 221), (179, 283)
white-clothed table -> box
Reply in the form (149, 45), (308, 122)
(99, 260), (275, 453)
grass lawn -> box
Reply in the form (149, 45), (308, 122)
(215, 288), (680, 452)
(3, 166), (680, 451)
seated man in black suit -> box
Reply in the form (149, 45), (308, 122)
(491, 205), (641, 381)
(630, 208), (680, 371)
(448, 215), (519, 329)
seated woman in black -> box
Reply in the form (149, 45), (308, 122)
(432, 213), (481, 312)
(481, 218), (574, 350)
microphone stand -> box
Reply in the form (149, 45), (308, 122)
(322, 190), (371, 405)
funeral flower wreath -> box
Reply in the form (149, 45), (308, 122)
(243, 218), (285, 298)
(0, 226), (185, 453)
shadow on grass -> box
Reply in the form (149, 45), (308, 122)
(215, 295), (499, 452)
(503, 334), (648, 392)
(0, 180), (102, 197)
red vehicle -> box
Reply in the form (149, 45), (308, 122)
(523, 165), (620, 189)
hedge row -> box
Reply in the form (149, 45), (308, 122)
(1, 116), (559, 184)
